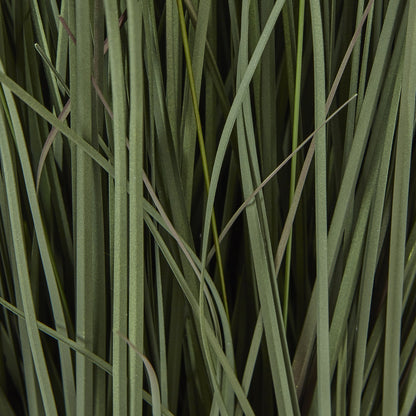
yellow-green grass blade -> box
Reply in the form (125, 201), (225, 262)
(179, 0), (212, 213)
(2, 0), (415, 414)
(199, 0), (288, 328)
(400, 355), (416, 416)
(174, 10), (232, 409)
(165, 0), (181, 151)
(284, 0), (305, 326)
(142, 2), (207, 410)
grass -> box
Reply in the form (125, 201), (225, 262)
(0, 0), (415, 415)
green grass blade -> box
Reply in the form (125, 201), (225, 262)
(0, 71), (114, 175)
(1, 78), (76, 415)
(176, 0), (229, 322)
(118, 332), (162, 416)
(350, 45), (403, 415)
(199, 0), (287, 321)
(382, 0), (416, 413)
(233, 2), (299, 413)
(0, 94), (57, 416)
(292, 0), (400, 397)
(308, 0), (330, 413)
(72, 2), (98, 413)
(126, 1), (145, 414)
(102, 1), (128, 414)
(284, 0), (305, 326)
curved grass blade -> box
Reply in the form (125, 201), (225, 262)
(0, 296), (175, 416)
(1, 57), (76, 414)
(206, 95), (357, 264)
(175, 0), (229, 322)
(35, 99), (71, 191)
(0, 71), (114, 176)
(117, 332), (162, 416)
(144, 217), (255, 416)
(0, 94), (58, 416)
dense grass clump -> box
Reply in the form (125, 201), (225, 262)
(0, 0), (415, 415)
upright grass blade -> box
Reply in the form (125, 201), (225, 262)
(308, 1), (330, 414)
(284, 0), (305, 326)
(258, 0), (279, 253)
(200, 0), (287, 310)
(143, 216), (255, 416)
(143, 171), (234, 413)
(91, 3), (107, 415)
(142, 1), (203, 411)
(179, 0), (212, 212)
(102, 1), (128, 414)
(343, 0), (365, 159)
(175, 0), (229, 322)
(234, 2), (299, 414)
(281, 0), (297, 120)
(1, 1), (415, 414)
(72, 1), (97, 414)
(176, 0), (233, 407)
(383, 0), (416, 413)
(292, 0), (398, 398)
(166, 0), (181, 152)
(1, 76), (76, 416)
(118, 332), (162, 416)
(0, 170), (43, 416)
(126, 1), (145, 415)
(350, 38), (403, 415)
(0, 94), (57, 415)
